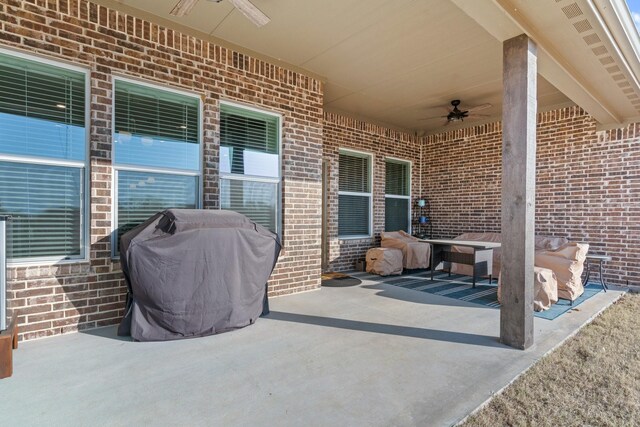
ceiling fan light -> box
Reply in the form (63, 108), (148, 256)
(228, 0), (270, 27)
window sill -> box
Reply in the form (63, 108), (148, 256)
(7, 256), (90, 268)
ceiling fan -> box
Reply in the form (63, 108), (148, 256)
(170, 0), (270, 27)
(422, 100), (492, 124)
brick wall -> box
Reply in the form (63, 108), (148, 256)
(1, 0), (323, 341)
(323, 113), (421, 272)
(423, 106), (640, 287)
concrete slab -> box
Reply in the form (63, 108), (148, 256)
(0, 274), (625, 426)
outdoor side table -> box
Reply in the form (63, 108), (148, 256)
(583, 254), (611, 292)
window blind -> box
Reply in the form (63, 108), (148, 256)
(338, 194), (370, 236)
(385, 159), (410, 232)
(113, 80), (201, 256)
(338, 151), (371, 237)
(0, 54), (85, 161)
(114, 80), (200, 171)
(339, 153), (370, 193)
(0, 53), (86, 261)
(219, 104), (280, 233)
(385, 198), (409, 232)
(220, 178), (277, 232)
(385, 160), (409, 196)
(220, 104), (279, 176)
(117, 171), (198, 251)
(0, 161), (82, 259)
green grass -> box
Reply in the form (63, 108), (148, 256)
(463, 293), (640, 426)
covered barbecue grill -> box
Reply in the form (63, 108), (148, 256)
(118, 209), (281, 341)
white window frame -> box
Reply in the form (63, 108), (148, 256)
(218, 100), (282, 236)
(111, 76), (203, 258)
(0, 47), (90, 266)
(384, 157), (412, 233)
(338, 148), (373, 239)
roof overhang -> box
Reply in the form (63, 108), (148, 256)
(452, 0), (640, 128)
(88, 0), (640, 132)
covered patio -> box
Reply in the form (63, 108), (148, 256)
(0, 2), (638, 423)
(1, 276), (625, 425)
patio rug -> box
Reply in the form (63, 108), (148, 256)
(352, 271), (603, 320)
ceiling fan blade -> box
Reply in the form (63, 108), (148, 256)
(228, 0), (270, 27)
(419, 115), (448, 121)
(466, 103), (492, 113)
(468, 114), (490, 118)
(170, 0), (199, 16)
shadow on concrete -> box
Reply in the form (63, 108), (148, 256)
(79, 325), (132, 342)
(266, 311), (506, 348)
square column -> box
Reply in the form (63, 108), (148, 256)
(500, 34), (537, 350)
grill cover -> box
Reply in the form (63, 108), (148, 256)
(117, 209), (281, 341)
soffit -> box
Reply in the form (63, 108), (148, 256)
(103, 0), (607, 133)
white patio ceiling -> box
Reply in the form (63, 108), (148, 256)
(97, 0), (640, 133)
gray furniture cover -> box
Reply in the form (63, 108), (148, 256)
(117, 209), (281, 341)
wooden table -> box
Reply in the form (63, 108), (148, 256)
(420, 239), (502, 287)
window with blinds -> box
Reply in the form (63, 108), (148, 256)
(116, 171), (198, 247)
(0, 52), (87, 261)
(385, 159), (411, 232)
(114, 80), (200, 171)
(338, 151), (372, 237)
(113, 79), (201, 256)
(219, 103), (280, 233)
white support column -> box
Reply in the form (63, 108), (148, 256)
(500, 34), (537, 350)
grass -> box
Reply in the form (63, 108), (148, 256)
(463, 293), (640, 427)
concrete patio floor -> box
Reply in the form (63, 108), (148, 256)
(0, 273), (625, 426)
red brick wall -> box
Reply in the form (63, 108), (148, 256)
(1, 0), (323, 341)
(423, 106), (640, 287)
(323, 113), (422, 272)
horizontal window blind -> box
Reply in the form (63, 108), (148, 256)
(114, 80), (200, 171)
(0, 54), (85, 161)
(0, 161), (82, 259)
(116, 171), (198, 252)
(338, 194), (370, 236)
(385, 160), (409, 196)
(338, 151), (371, 237)
(219, 104), (280, 233)
(220, 178), (277, 232)
(339, 153), (370, 193)
(220, 104), (279, 176)
(385, 198), (409, 232)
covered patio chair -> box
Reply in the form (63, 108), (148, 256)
(380, 230), (430, 269)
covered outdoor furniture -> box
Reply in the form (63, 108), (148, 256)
(498, 266), (559, 312)
(118, 209), (281, 341)
(380, 230), (430, 269)
(366, 247), (403, 276)
(535, 242), (589, 301)
(450, 232), (588, 302)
